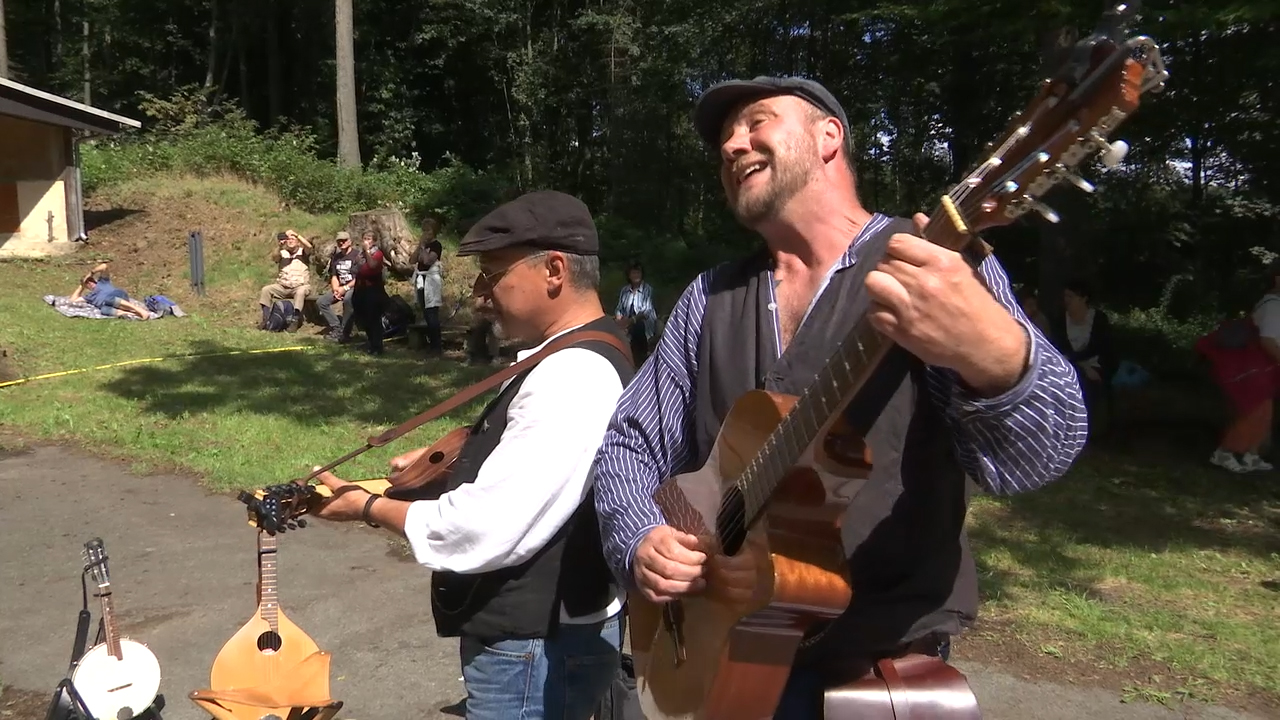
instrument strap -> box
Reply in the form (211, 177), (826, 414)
(295, 327), (632, 484)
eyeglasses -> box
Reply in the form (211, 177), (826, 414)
(474, 252), (547, 293)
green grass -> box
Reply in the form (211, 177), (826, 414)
(967, 448), (1280, 705)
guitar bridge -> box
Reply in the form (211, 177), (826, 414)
(662, 601), (687, 667)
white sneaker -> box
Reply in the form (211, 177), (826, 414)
(1242, 452), (1274, 471)
(1210, 449), (1249, 473)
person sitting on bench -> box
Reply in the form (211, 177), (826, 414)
(70, 263), (152, 319)
(257, 229), (313, 331)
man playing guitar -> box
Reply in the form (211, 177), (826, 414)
(591, 76), (1090, 717)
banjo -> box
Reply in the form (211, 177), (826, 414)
(70, 538), (162, 720)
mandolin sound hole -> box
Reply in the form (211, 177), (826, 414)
(256, 631), (283, 654)
(429, 451), (445, 463)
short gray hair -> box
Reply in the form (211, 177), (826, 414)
(564, 252), (600, 291)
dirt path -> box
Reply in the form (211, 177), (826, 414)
(0, 444), (1268, 720)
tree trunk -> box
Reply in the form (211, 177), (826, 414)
(311, 209), (418, 279)
(0, 0), (9, 79)
(81, 7), (89, 104)
(334, 0), (361, 167)
(204, 0), (217, 90)
(266, 0), (281, 125)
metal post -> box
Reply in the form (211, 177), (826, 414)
(188, 230), (206, 297)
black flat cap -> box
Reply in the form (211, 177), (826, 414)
(693, 75), (851, 149)
(458, 190), (598, 257)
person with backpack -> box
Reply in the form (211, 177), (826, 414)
(1196, 261), (1280, 473)
(257, 229), (313, 331)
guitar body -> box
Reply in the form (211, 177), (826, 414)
(70, 639), (162, 720)
(384, 425), (469, 500)
(210, 604), (322, 697)
(631, 389), (867, 720)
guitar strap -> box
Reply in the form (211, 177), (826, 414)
(295, 327), (632, 484)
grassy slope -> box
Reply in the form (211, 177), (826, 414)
(0, 174), (491, 487)
(0, 175), (1277, 711)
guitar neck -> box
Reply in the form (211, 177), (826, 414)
(257, 530), (280, 631)
(96, 581), (124, 659)
(733, 200), (975, 528)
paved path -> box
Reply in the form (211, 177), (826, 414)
(0, 445), (1268, 719)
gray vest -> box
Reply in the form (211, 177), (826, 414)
(691, 218), (978, 666)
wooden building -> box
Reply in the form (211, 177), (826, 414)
(0, 78), (141, 258)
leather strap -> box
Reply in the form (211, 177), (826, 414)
(294, 327), (632, 484)
(877, 657), (907, 718)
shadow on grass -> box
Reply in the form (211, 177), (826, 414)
(971, 444), (1280, 603)
(99, 338), (495, 428)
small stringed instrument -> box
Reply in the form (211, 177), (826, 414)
(263, 329), (629, 508)
(628, 5), (1169, 720)
(195, 493), (339, 720)
(70, 538), (162, 720)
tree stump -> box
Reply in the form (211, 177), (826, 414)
(352, 209), (418, 279)
(310, 209), (434, 281)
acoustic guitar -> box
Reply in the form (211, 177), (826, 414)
(627, 5), (1169, 719)
(69, 538), (163, 720)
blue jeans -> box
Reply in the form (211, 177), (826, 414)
(772, 637), (952, 719)
(459, 612), (623, 720)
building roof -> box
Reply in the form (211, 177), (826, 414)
(0, 77), (142, 135)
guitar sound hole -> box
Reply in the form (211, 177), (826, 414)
(429, 451), (445, 463)
(256, 631), (283, 654)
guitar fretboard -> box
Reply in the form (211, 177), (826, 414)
(258, 531), (279, 631)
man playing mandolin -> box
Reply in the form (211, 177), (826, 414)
(310, 191), (634, 719)
(592, 76), (1090, 717)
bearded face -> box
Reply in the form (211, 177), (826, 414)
(719, 98), (824, 226)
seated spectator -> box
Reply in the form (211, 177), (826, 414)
(1015, 285), (1051, 336)
(70, 263), (151, 320)
(614, 261), (658, 365)
(1051, 279), (1117, 439)
(316, 231), (359, 341)
(257, 229), (313, 332)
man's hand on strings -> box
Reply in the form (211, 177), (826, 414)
(865, 212), (1030, 397)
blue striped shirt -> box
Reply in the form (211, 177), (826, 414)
(591, 213), (1089, 588)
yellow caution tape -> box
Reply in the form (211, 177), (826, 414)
(0, 345), (314, 389)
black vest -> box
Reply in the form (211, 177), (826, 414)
(692, 218), (978, 666)
(430, 316), (634, 641)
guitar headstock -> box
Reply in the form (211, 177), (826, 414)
(82, 537), (110, 587)
(935, 2), (1169, 242)
(237, 483), (314, 535)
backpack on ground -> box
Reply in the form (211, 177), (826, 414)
(265, 300), (294, 332)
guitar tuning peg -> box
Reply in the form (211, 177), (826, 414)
(1100, 139), (1129, 168)
(1021, 197), (1061, 224)
(1053, 167), (1095, 193)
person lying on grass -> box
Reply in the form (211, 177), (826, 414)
(70, 263), (152, 320)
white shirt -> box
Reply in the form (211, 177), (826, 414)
(1254, 294), (1280, 341)
(402, 324), (627, 623)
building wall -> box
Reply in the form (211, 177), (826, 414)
(0, 114), (75, 258)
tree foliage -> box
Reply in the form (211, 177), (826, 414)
(5, 0), (1280, 318)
